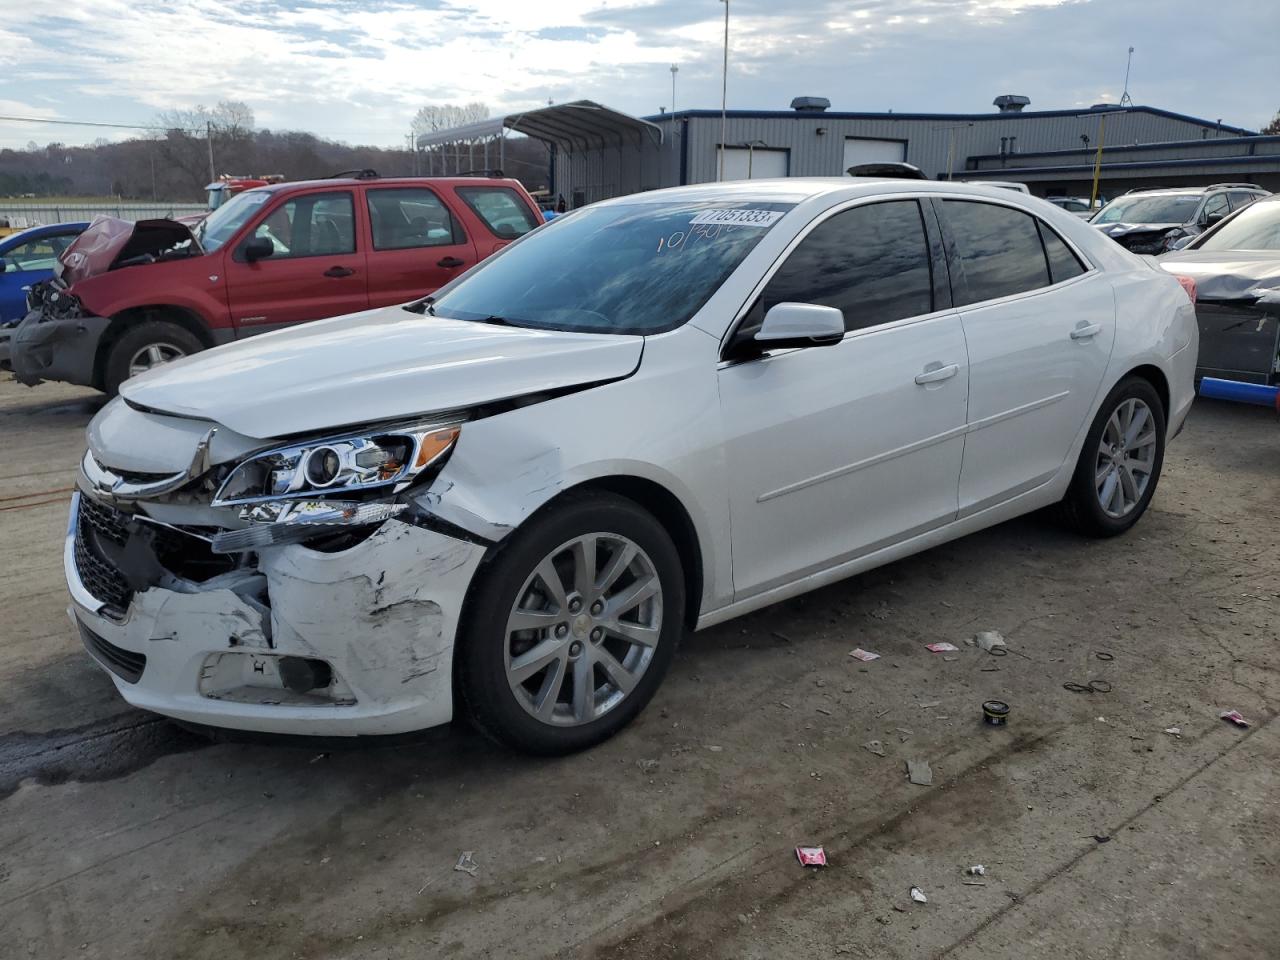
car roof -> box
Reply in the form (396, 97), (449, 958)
(594, 177), (1054, 207)
(248, 176), (527, 194)
(0, 221), (90, 247)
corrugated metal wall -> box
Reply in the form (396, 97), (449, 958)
(546, 109), (1272, 207)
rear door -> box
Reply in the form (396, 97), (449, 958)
(452, 184), (542, 258)
(718, 198), (968, 599)
(364, 185), (479, 308)
(938, 199), (1115, 515)
(224, 189), (368, 333)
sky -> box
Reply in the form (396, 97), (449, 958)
(1, 0), (1275, 150)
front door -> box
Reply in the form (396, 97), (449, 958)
(363, 186), (479, 308)
(936, 199), (1115, 515)
(225, 189), (368, 334)
(718, 199), (968, 600)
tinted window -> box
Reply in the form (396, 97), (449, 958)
(759, 200), (933, 332)
(942, 200), (1050, 306)
(250, 192), (355, 259)
(1228, 191), (1261, 212)
(1037, 221), (1086, 284)
(430, 201), (793, 335)
(1202, 193), (1230, 220)
(367, 188), (459, 250)
(455, 186), (540, 238)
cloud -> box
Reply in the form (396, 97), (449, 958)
(0, 0), (1273, 151)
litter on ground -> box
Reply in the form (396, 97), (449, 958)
(975, 630), (1007, 655)
(906, 758), (933, 785)
(863, 739), (886, 757)
(795, 846), (828, 867)
(1220, 709), (1251, 728)
(849, 648), (881, 662)
(925, 642), (959, 653)
(910, 886), (928, 903)
(454, 851), (479, 876)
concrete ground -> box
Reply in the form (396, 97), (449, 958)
(1, 377), (1277, 960)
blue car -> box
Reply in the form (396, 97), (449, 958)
(0, 221), (90, 324)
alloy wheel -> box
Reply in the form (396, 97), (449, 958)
(504, 533), (663, 726)
(1094, 397), (1158, 518)
(128, 343), (186, 377)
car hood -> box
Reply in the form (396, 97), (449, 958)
(58, 216), (199, 285)
(1158, 249), (1280, 303)
(120, 307), (644, 438)
(1094, 221), (1184, 238)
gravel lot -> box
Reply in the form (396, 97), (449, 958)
(1, 377), (1277, 960)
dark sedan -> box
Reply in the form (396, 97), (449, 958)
(1160, 194), (1280, 385)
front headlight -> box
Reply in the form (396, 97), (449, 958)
(213, 420), (462, 507)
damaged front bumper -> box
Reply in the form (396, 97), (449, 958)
(11, 307), (109, 388)
(66, 488), (486, 736)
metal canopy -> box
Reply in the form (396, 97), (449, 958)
(416, 100), (662, 151)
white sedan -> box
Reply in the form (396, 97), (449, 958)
(68, 179), (1197, 753)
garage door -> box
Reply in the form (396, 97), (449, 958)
(719, 147), (790, 181)
(843, 138), (906, 172)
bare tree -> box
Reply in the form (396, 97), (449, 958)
(1263, 111), (1280, 136)
(410, 102), (490, 136)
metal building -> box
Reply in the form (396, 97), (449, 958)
(420, 96), (1274, 206)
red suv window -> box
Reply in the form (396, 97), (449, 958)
(455, 186), (540, 239)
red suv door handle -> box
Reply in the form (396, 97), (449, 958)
(324, 266), (355, 278)
(437, 256), (466, 269)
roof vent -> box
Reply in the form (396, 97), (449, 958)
(993, 94), (1031, 113)
(790, 96), (831, 113)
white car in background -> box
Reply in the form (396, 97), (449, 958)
(68, 179), (1197, 754)
(1047, 196), (1099, 219)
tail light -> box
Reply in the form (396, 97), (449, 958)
(1173, 275), (1197, 304)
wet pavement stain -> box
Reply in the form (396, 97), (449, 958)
(0, 715), (212, 799)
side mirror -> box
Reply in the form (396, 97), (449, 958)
(242, 236), (275, 262)
(754, 302), (845, 349)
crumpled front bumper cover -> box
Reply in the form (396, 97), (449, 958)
(67, 492), (487, 736)
(10, 308), (109, 388)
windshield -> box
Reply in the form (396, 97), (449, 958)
(1197, 200), (1280, 252)
(428, 200), (795, 334)
(197, 189), (272, 252)
(1094, 194), (1200, 225)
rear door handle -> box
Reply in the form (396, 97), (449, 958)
(914, 362), (959, 385)
(323, 266), (355, 278)
(1070, 322), (1102, 340)
(437, 256), (466, 268)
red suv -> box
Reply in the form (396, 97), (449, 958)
(11, 174), (544, 394)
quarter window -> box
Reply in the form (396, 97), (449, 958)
(249, 192), (355, 259)
(367, 188), (460, 250)
(455, 186), (540, 238)
(1228, 191), (1261, 212)
(942, 200), (1051, 306)
(759, 200), (933, 332)
(1036, 221), (1087, 285)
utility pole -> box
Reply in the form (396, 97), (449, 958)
(719, 0), (729, 181)
(1090, 112), (1109, 208)
(206, 120), (216, 183)
(1119, 46), (1135, 107)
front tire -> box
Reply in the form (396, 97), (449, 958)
(102, 319), (203, 396)
(456, 492), (685, 755)
(1058, 375), (1166, 537)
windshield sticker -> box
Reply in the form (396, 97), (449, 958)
(689, 208), (785, 227)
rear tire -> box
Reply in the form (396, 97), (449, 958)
(102, 319), (203, 396)
(456, 492), (684, 755)
(1057, 375), (1166, 537)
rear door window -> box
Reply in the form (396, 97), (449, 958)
(1228, 191), (1262, 212)
(455, 186), (540, 239)
(366, 187), (461, 249)
(758, 199), (934, 333)
(941, 200), (1051, 306)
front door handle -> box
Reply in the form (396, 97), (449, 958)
(914, 362), (959, 385)
(437, 256), (466, 268)
(323, 266), (355, 278)
(1070, 322), (1102, 340)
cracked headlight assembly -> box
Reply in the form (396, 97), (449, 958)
(213, 421), (462, 507)
(208, 420), (461, 553)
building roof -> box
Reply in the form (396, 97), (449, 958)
(642, 104), (1256, 136)
(417, 100), (664, 150)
